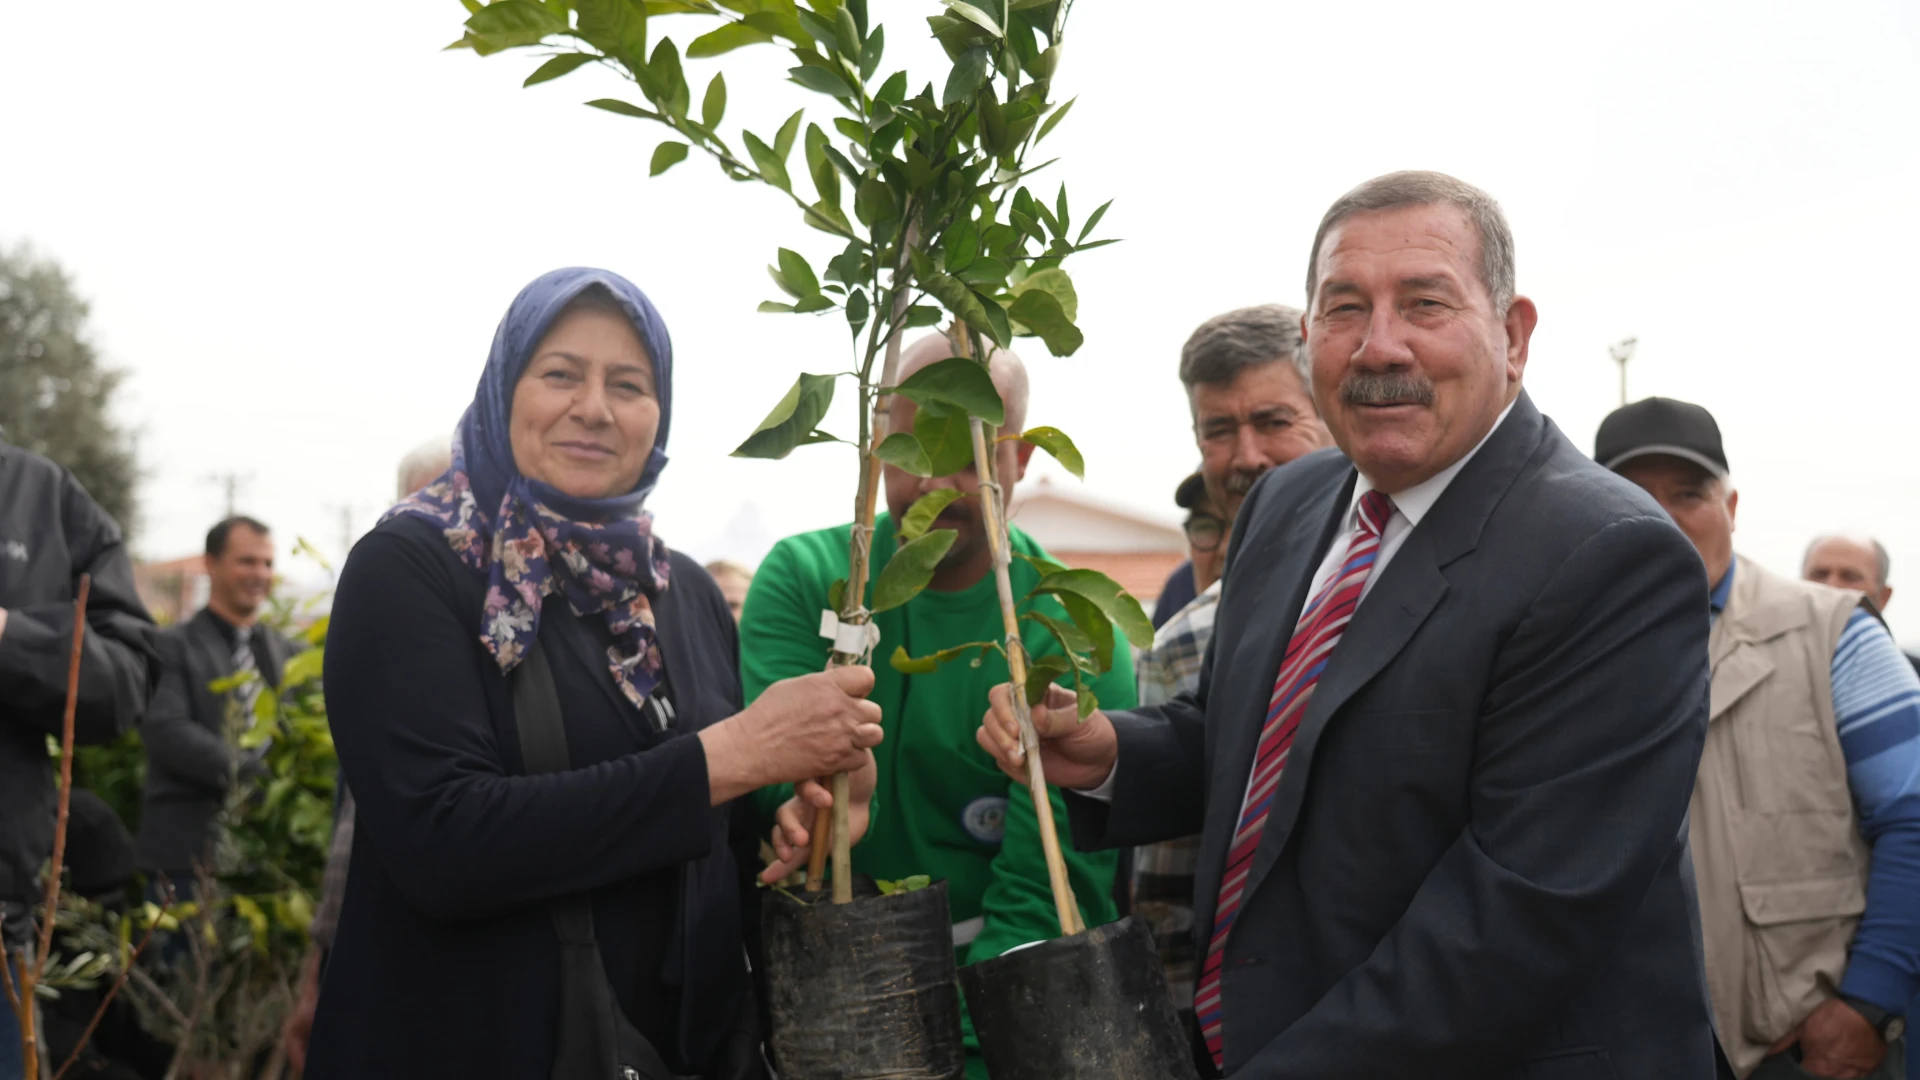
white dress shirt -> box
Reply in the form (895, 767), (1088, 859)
(1079, 400), (1517, 801)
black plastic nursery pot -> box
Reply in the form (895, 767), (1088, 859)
(762, 876), (966, 1080)
(958, 916), (1199, 1080)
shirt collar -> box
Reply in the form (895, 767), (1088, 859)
(1349, 398), (1518, 526)
(1709, 559), (1736, 613)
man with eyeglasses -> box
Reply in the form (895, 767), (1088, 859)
(1132, 304), (1334, 1071)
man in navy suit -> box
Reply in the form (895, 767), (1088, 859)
(981, 171), (1717, 1078)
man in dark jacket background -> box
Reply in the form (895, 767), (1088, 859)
(136, 516), (296, 891)
(0, 437), (156, 1080)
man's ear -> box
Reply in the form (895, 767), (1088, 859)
(1011, 437), (1036, 482)
(1504, 296), (1539, 385)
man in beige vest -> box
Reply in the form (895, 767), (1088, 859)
(1600, 397), (1920, 1080)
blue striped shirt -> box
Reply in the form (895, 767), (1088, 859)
(1712, 564), (1920, 1013)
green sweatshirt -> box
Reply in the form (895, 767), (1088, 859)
(742, 513), (1132, 1077)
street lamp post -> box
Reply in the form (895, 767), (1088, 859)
(1609, 337), (1639, 407)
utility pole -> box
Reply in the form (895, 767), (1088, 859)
(1609, 337), (1639, 407)
(203, 471), (250, 518)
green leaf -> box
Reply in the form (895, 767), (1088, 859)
(1014, 550), (1069, 578)
(854, 175), (897, 227)
(900, 873), (932, 892)
(976, 293), (1013, 348)
(774, 108), (805, 161)
(742, 130), (790, 190)
(687, 20), (775, 56)
(1035, 96), (1075, 143)
(943, 218), (979, 273)
(894, 356), (1005, 424)
(733, 372), (836, 458)
(920, 271), (990, 337)
(701, 72), (726, 127)
(775, 248), (819, 297)
(905, 304), (943, 328)
(832, 5), (862, 58)
(876, 70), (908, 105)
(576, 0), (648, 62)
(860, 23), (885, 80)
(1055, 183), (1070, 239)
(898, 488), (965, 539)
(1028, 568), (1154, 650)
(874, 431), (931, 477)
(649, 141), (690, 175)
(792, 294), (836, 313)
(646, 37), (689, 117)
(743, 9), (813, 44)
(1010, 266), (1077, 321)
(890, 641), (995, 675)
(1017, 425), (1083, 478)
(1077, 198), (1112, 244)
(942, 45), (992, 107)
(280, 647), (326, 691)
(1007, 287), (1083, 356)
(586, 97), (653, 118)
(1024, 654), (1072, 705)
(790, 63), (856, 99)
(1058, 590), (1116, 673)
(827, 577), (847, 614)
(1024, 610), (1095, 658)
(758, 300), (797, 313)
(466, 1), (566, 46)
(913, 403), (976, 476)
(523, 52), (596, 87)
(871, 529), (958, 612)
(844, 286), (869, 334)
(943, 1), (1002, 36)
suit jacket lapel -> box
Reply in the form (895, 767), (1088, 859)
(1193, 466), (1352, 930)
(1241, 392), (1547, 900)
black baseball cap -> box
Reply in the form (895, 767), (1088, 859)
(1594, 397), (1729, 478)
(1175, 470), (1206, 510)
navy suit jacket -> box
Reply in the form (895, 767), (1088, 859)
(1070, 392), (1718, 1078)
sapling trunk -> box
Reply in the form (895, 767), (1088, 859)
(953, 331), (1083, 937)
(806, 227), (918, 904)
(11, 575), (90, 1078)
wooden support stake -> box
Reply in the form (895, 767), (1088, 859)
(954, 329), (1081, 937)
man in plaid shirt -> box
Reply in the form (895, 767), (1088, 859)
(1132, 306), (1333, 1066)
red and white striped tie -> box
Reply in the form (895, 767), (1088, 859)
(1194, 489), (1393, 1070)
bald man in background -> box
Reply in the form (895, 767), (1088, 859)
(737, 334), (1135, 1079)
(1805, 534), (1920, 675)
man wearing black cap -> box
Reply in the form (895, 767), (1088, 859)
(1600, 396), (1920, 1080)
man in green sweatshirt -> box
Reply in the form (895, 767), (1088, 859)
(742, 336), (1133, 1078)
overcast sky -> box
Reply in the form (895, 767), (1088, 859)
(5, 0), (1918, 643)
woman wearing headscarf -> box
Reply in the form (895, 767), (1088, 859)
(306, 269), (879, 1079)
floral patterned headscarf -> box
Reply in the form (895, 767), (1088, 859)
(386, 268), (675, 710)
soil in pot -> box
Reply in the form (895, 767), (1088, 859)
(762, 875), (966, 1080)
(958, 915), (1198, 1080)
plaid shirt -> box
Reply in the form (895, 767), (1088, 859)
(1132, 580), (1220, 1010)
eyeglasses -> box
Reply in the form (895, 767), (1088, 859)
(1184, 513), (1226, 553)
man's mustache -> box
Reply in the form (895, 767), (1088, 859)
(1340, 372), (1436, 407)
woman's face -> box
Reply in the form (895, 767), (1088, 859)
(510, 303), (659, 500)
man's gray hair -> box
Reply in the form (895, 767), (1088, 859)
(1305, 170), (1516, 315)
(1178, 304), (1309, 393)
(397, 436), (454, 499)
(1805, 532), (1893, 588)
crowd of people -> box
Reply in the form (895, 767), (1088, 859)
(1, 169), (1916, 1080)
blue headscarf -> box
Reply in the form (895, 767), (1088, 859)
(387, 268), (676, 708)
